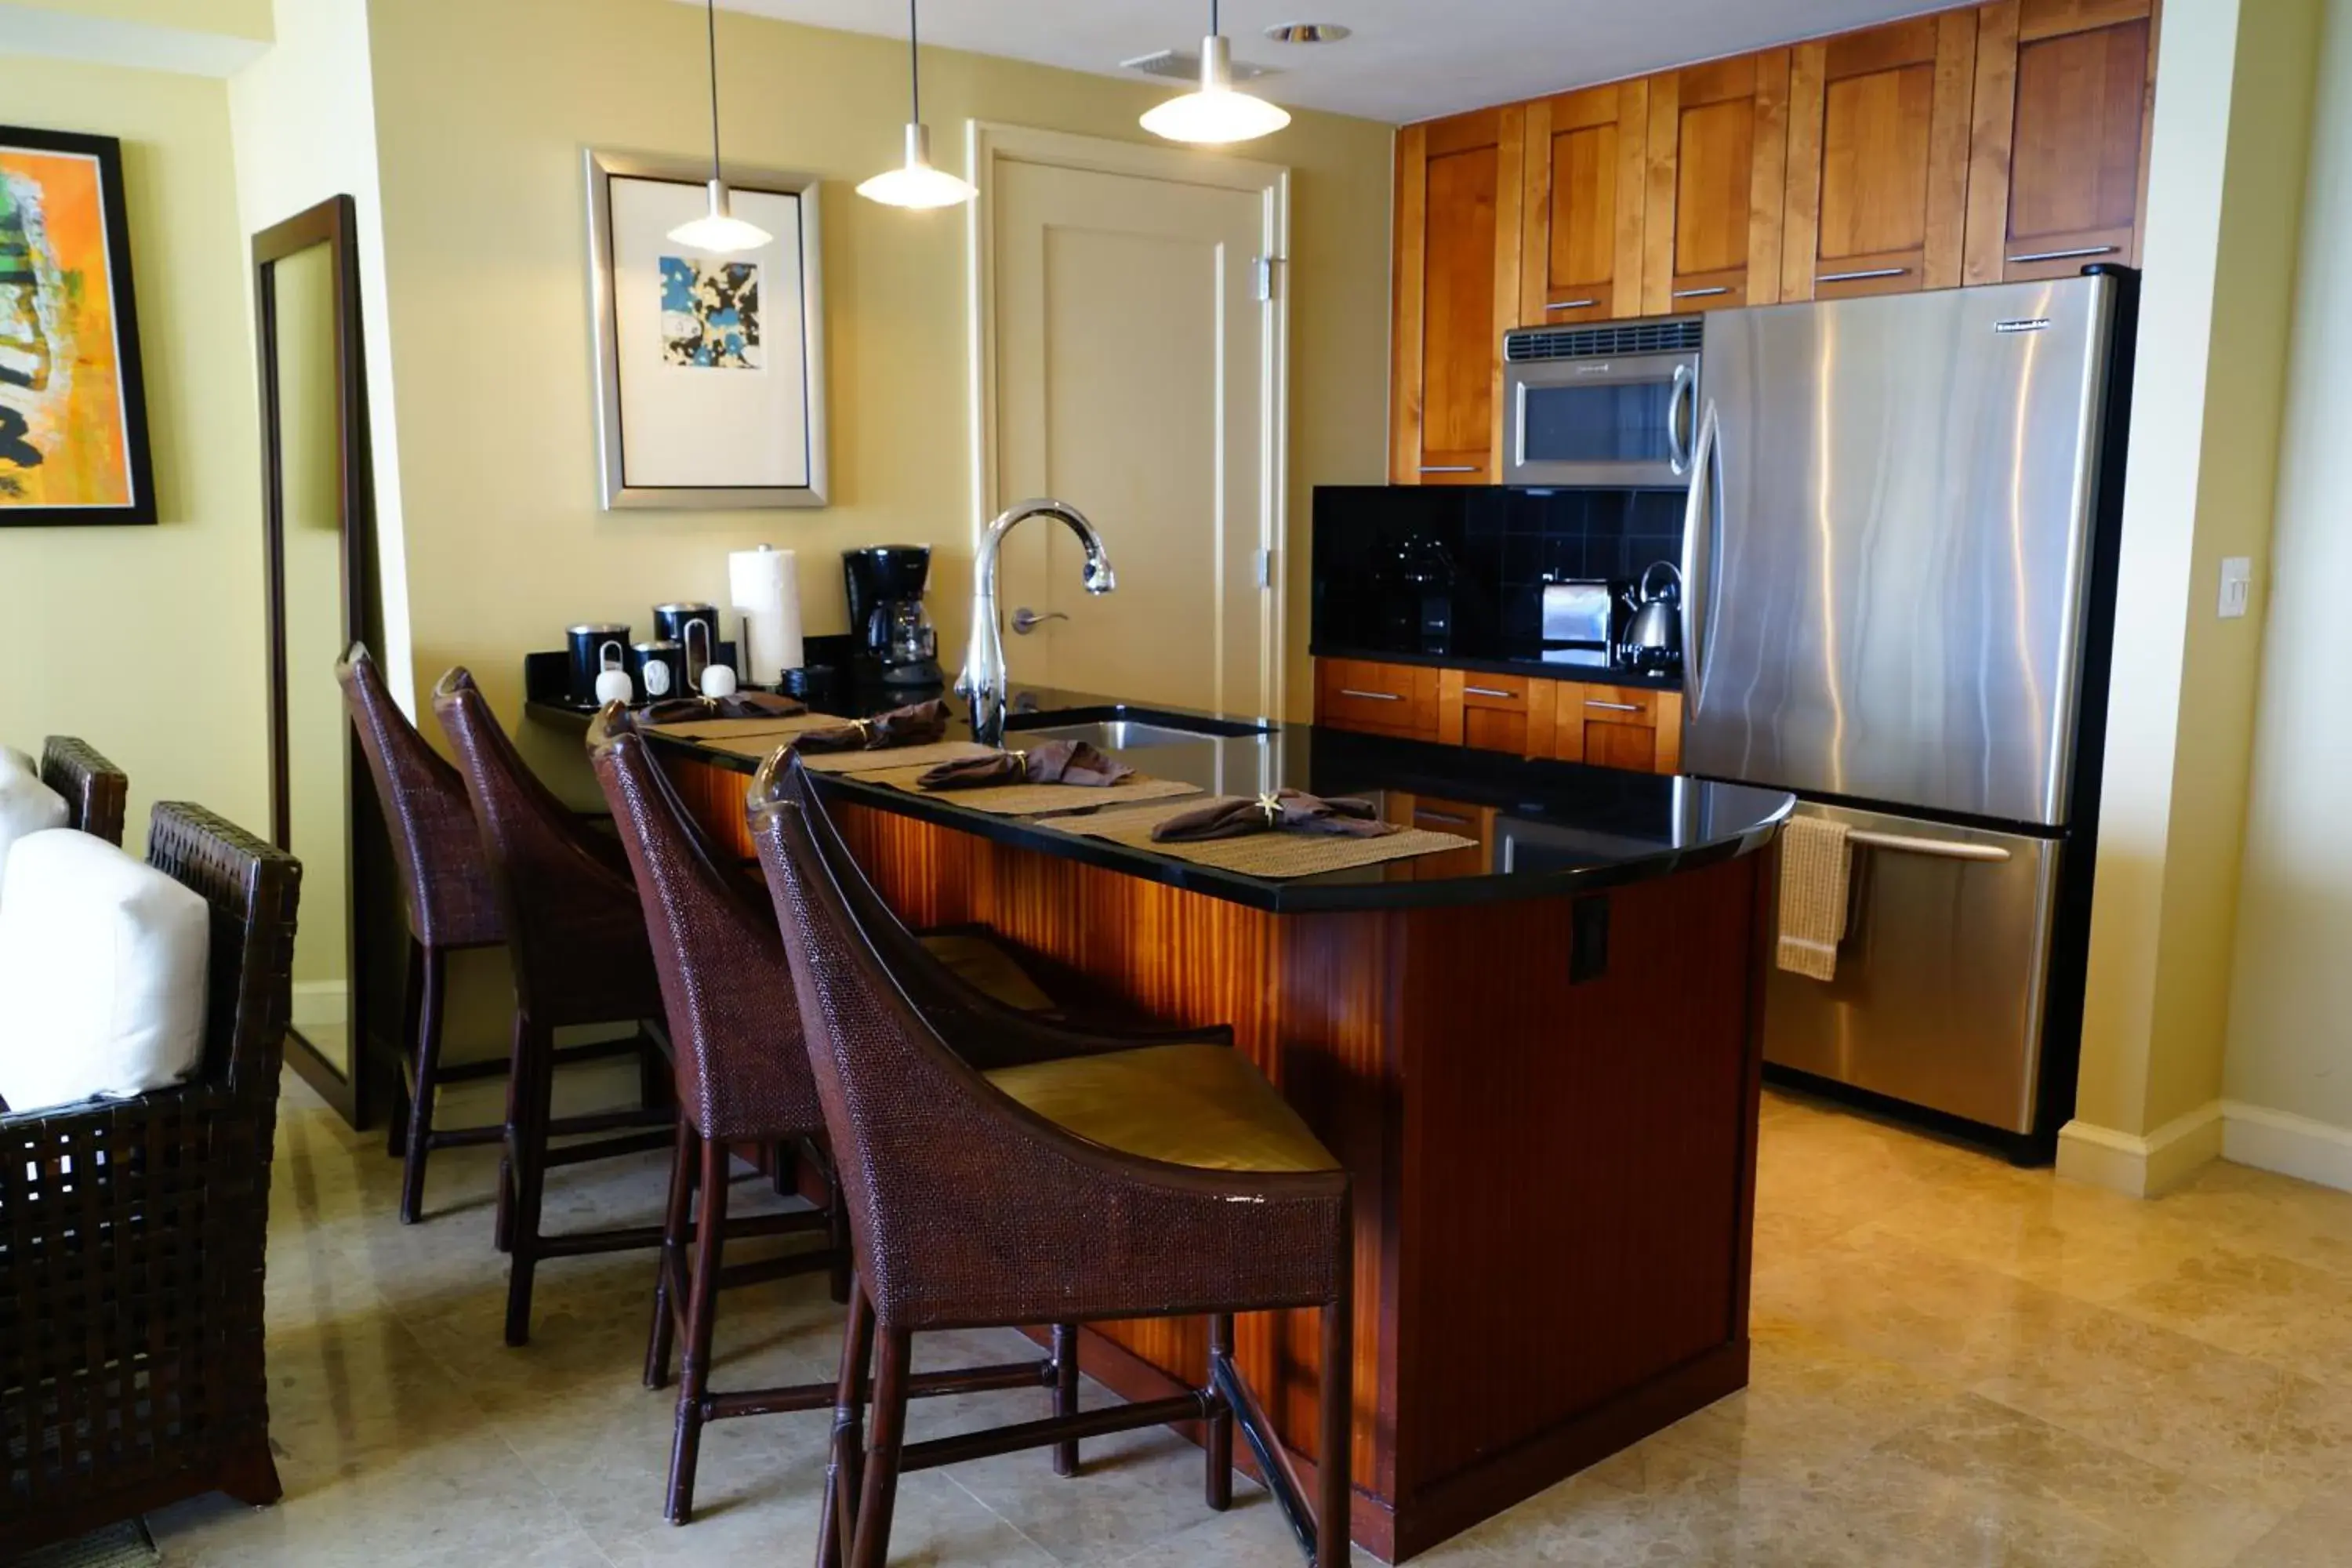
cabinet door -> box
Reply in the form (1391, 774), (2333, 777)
(1317, 659), (1442, 739)
(1783, 13), (1977, 300)
(1551, 684), (1685, 775)
(1519, 81), (1649, 327)
(1965, 0), (2158, 283)
(1392, 108), (1523, 485)
(1437, 669), (1537, 753)
(1642, 50), (1792, 315)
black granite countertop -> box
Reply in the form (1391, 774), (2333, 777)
(1310, 642), (1685, 691)
(537, 685), (1787, 915)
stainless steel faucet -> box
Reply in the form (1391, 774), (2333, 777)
(958, 498), (1116, 745)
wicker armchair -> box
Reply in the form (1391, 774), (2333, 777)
(0, 804), (301, 1556)
(38, 737), (128, 846)
(750, 756), (1356, 1568)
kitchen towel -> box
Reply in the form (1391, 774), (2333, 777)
(1151, 789), (1396, 843)
(1775, 815), (1852, 982)
(916, 739), (1134, 790)
(728, 545), (804, 685)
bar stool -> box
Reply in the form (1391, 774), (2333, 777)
(37, 736), (127, 844)
(750, 753), (1358, 1568)
(434, 667), (677, 1345)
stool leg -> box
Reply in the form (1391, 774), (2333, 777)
(387, 939), (422, 1160)
(1205, 1313), (1235, 1511)
(1315, 1239), (1355, 1568)
(646, 1119), (699, 1391)
(666, 1134), (730, 1525)
(503, 1018), (553, 1348)
(398, 946), (447, 1225)
(494, 1008), (524, 1256)
(848, 1327), (913, 1568)
(1051, 1323), (1081, 1477)
(820, 1142), (851, 1307)
(817, 1276), (875, 1568)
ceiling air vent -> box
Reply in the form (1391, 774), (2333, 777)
(1122, 48), (1276, 83)
(1504, 318), (1705, 362)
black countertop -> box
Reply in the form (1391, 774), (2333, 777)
(543, 685), (1788, 916)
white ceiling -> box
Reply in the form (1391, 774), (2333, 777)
(707, 0), (1955, 124)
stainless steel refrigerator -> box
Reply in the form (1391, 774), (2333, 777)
(1679, 271), (2134, 1149)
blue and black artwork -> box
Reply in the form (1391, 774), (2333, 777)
(659, 256), (764, 370)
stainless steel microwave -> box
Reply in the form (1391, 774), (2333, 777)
(1502, 318), (1702, 488)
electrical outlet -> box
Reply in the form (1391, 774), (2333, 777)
(2219, 557), (2253, 619)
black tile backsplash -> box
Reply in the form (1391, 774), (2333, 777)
(1312, 486), (1684, 662)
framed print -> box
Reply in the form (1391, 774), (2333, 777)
(0, 126), (155, 527)
(585, 148), (828, 510)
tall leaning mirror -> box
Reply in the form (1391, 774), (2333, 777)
(256, 196), (387, 1127)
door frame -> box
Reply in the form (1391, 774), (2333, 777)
(965, 121), (1293, 721)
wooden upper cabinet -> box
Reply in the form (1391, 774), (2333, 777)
(1965, 0), (2159, 283)
(1517, 81), (1649, 326)
(1782, 13), (1978, 300)
(1641, 50), (1791, 315)
(1392, 107), (1523, 484)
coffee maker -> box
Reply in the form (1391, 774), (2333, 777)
(842, 545), (942, 687)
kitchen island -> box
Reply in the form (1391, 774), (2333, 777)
(632, 695), (1789, 1561)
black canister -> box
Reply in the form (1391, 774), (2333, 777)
(652, 602), (722, 690)
(630, 640), (685, 703)
(565, 623), (630, 706)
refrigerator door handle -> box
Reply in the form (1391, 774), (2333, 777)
(1679, 399), (1722, 714)
(1849, 829), (2014, 863)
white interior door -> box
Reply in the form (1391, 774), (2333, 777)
(979, 127), (1287, 718)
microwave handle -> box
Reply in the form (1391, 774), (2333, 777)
(1679, 399), (1721, 713)
(1667, 363), (1696, 476)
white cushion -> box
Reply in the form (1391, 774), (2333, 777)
(0, 830), (210, 1116)
(0, 746), (69, 880)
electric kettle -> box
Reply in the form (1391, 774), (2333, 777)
(1621, 561), (1682, 672)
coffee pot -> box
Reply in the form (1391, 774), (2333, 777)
(1621, 561), (1682, 671)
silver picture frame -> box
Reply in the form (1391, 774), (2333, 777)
(583, 147), (829, 510)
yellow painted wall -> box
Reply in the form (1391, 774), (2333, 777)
(361, 0), (1393, 792)
(2066, 0), (2321, 1186)
(2224, 0), (2352, 1152)
(0, 56), (267, 848)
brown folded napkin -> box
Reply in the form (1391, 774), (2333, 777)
(1150, 789), (1397, 843)
(641, 691), (808, 724)
(789, 699), (953, 754)
(916, 739), (1135, 791)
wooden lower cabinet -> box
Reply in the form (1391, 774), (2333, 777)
(1318, 659), (1685, 777)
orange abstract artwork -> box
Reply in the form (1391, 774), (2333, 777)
(1, 132), (149, 523)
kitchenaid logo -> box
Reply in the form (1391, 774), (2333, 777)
(1994, 318), (2052, 334)
(1573, 362), (1613, 375)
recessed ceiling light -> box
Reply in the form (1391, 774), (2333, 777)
(1263, 22), (1351, 43)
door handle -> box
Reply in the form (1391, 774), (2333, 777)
(1417, 465), (1480, 474)
(1679, 398), (1722, 717)
(1667, 361), (1696, 477)
(1848, 829), (2013, 863)
(1584, 700), (1642, 713)
(1671, 286), (1733, 299)
(1465, 685), (1518, 700)
(1543, 298), (1599, 312)
(1338, 688), (1403, 702)
(1816, 267), (1911, 284)
(1414, 808), (1473, 827)
(1011, 607), (1066, 636)
(2006, 245), (2118, 265)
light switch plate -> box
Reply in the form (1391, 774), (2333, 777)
(2219, 557), (2252, 619)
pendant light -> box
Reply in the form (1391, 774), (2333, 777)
(858, 0), (978, 209)
(1142, 0), (1290, 145)
(668, 0), (773, 252)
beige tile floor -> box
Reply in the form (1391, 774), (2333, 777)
(136, 1074), (2352, 1567)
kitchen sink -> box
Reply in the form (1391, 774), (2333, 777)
(1003, 706), (1273, 750)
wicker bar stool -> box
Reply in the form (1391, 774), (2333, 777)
(590, 709), (1087, 1525)
(750, 753), (1357, 1568)
(37, 736), (127, 844)
(434, 668), (677, 1346)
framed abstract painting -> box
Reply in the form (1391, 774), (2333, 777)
(584, 148), (828, 510)
(0, 126), (154, 527)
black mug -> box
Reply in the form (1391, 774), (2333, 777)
(630, 640), (685, 703)
(565, 623), (630, 706)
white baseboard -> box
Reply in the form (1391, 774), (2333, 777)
(290, 979), (348, 1030)
(2220, 1101), (2352, 1194)
(2056, 1102), (2224, 1197)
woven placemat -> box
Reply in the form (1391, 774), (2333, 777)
(1045, 796), (1475, 879)
(862, 764), (1203, 817)
(800, 740), (1005, 775)
(652, 712), (841, 743)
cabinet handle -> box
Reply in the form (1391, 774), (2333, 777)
(1417, 465), (1479, 474)
(1544, 298), (1599, 311)
(1339, 688), (1403, 702)
(2005, 245), (2118, 264)
(1465, 685), (1517, 700)
(1584, 699), (1642, 712)
(1671, 286), (1732, 299)
(1817, 267), (1910, 283)
(1414, 809), (1473, 827)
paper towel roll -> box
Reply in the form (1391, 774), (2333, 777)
(728, 545), (804, 685)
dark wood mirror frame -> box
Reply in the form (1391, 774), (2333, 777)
(254, 196), (397, 1129)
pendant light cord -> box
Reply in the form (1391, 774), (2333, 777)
(908, 0), (922, 125)
(703, 0), (724, 182)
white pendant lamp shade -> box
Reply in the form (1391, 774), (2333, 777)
(668, 0), (771, 253)
(670, 177), (773, 252)
(859, 122), (978, 209)
(861, 0), (977, 209)
(1142, 28), (1290, 145)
